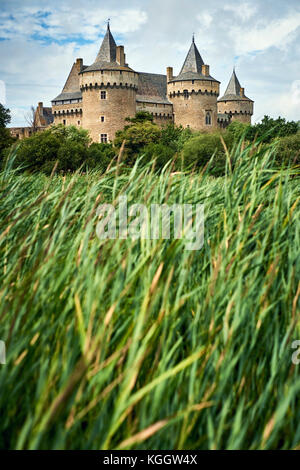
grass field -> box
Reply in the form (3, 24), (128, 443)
(0, 140), (300, 449)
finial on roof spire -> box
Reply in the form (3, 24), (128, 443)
(192, 33), (195, 43)
(107, 18), (110, 30)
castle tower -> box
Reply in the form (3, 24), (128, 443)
(217, 69), (254, 124)
(167, 37), (220, 131)
(79, 23), (139, 142)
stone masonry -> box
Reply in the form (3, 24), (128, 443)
(24, 23), (254, 143)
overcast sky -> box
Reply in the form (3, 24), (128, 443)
(0, 0), (299, 127)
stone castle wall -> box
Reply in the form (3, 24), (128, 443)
(136, 101), (173, 126)
(52, 101), (83, 127)
(167, 79), (220, 130)
(217, 99), (253, 124)
(80, 69), (139, 142)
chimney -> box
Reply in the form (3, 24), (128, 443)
(240, 87), (245, 97)
(76, 58), (83, 72)
(202, 65), (210, 77)
(167, 67), (173, 82)
(38, 102), (43, 115)
(116, 46), (125, 66)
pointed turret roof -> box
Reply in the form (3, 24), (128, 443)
(224, 69), (241, 95)
(218, 69), (253, 102)
(95, 22), (117, 63)
(169, 37), (219, 83)
(179, 37), (204, 75)
(82, 22), (134, 73)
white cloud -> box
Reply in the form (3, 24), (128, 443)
(0, 80), (6, 104)
(197, 13), (213, 29)
(229, 12), (300, 55)
(275, 80), (300, 120)
(224, 3), (257, 21)
(0, 7), (147, 41)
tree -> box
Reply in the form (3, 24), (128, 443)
(24, 105), (38, 133)
(276, 132), (300, 166)
(0, 103), (11, 127)
(125, 111), (154, 124)
(182, 133), (225, 175)
(246, 115), (299, 143)
(114, 120), (161, 163)
(12, 124), (95, 174)
(0, 105), (16, 167)
(143, 142), (176, 169)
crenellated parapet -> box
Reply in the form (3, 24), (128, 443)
(79, 69), (139, 91)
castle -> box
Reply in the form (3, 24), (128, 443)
(11, 23), (254, 141)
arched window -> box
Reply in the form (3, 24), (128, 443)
(205, 112), (212, 125)
(183, 89), (189, 99)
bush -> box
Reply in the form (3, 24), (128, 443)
(160, 124), (193, 152)
(142, 142), (176, 169)
(224, 121), (251, 149)
(182, 133), (225, 175)
(114, 121), (161, 163)
(10, 124), (113, 174)
(276, 132), (300, 166)
(86, 143), (116, 171)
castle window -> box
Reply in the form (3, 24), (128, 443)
(183, 89), (189, 99)
(100, 116), (105, 122)
(78, 121), (80, 126)
(63, 119), (66, 125)
(100, 133), (108, 143)
(100, 91), (107, 100)
(205, 112), (212, 125)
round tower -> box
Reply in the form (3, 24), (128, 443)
(167, 37), (220, 131)
(80, 23), (138, 143)
(217, 69), (254, 124)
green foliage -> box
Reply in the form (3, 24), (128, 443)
(182, 133), (226, 175)
(125, 111), (154, 124)
(224, 121), (251, 148)
(12, 124), (112, 174)
(0, 105), (15, 166)
(86, 143), (116, 171)
(246, 115), (299, 143)
(142, 142), (176, 168)
(0, 143), (300, 450)
(275, 131), (300, 166)
(114, 121), (161, 162)
(0, 103), (11, 127)
(160, 123), (193, 152)
(0, 128), (16, 166)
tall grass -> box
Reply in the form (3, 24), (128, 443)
(0, 140), (299, 449)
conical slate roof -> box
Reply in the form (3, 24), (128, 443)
(95, 22), (117, 63)
(170, 37), (219, 83)
(82, 23), (134, 73)
(179, 37), (204, 75)
(224, 69), (241, 96)
(218, 69), (253, 102)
